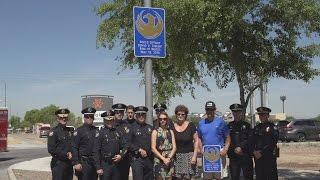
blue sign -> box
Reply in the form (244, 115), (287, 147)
(133, 6), (166, 58)
(203, 145), (222, 172)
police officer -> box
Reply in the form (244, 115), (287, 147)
(112, 103), (131, 180)
(227, 104), (253, 180)
(153, 103), (174, 129)
(129, 106), (154, 180)
(253, 107), (279, 180)
(47, 108), (73, 180)
(93, 110), (129, 180)
(72, 107), (98, 180)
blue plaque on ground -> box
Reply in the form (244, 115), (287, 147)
(133, 6), (166, 58)
(203, 145), (222, 172)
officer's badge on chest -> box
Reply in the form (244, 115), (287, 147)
(124, 126), (130, 134)
(148, 127), (152, 133)
(95, 132), (99, 137)
(266, 126), (270, 132)
(73, 131), (78, 136)
(49, 131), (54, 136)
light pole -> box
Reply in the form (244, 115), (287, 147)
(280, 95), (286, 113)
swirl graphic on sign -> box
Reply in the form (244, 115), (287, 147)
(203, 147), (220, 163)
(136, 10), (163, 39)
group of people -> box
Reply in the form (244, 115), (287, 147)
(47, 101), (279, 180)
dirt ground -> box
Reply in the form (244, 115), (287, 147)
(277, 143), (320, 171)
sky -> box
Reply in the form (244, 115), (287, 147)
(0, 0), (319, 119)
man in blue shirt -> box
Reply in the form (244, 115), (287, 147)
(198, 101), (231, 180)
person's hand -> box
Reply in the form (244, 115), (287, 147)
(163, 158), (171, 166)
(234, 147), (243, 155)
(96, 169), (103, 176)
(139, 149), (147, 157)
(67, 152), (72, 160)
(112, 154), (122, 162)
(220, 148), (228, 157)
(74, 163), (82, 171)
(253, 150), (262, 160)
(191, 156), (197, 165)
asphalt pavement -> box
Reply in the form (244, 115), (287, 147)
(0, 148), (48, 180)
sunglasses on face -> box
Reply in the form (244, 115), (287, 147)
(84, 115), (94, 119)
(114, 110), (124, 114)
(176, 113), (185, 116)
(136, 113), (146, 117)
(159, 118), (168, 121)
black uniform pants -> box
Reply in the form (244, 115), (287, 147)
(131, 157), (153, 180)
(255, 156), (278, 180)
(229, 156), (253, 180)
(50, 158), (73, 180)
(75, 158), (97, 180)
(118, 156), (131, 180)
(101, 161), (121, 180)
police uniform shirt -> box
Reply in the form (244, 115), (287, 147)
(129, 122), (153, 157)
(72, 123), (98, 165)
(48, 123), (72, 160)
(93, 125), (128, 170)
(253, 121), (279, 156)
(227, 120), (252, 158)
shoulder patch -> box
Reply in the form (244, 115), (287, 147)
(49, 131), (54, 136)
(73, 131), (78, 136)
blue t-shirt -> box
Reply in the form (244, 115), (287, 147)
(197, 116), (230, 147)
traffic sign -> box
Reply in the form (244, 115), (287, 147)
(133, 6), (166, 58)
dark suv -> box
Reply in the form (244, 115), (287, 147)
(280, 119), (320, 142)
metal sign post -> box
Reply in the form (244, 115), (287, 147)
(133, 2), (166, 125)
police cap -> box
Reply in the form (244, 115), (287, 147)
(134, 106), (148, 114)
(81, 107), (96, 115)
(229, 103), (243, 111)
(112, 103), (127, 111)
(55, 108), (70, 118)
(101, 110), (115, 121)
(256, 106), (271, 114)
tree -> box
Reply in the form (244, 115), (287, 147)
(38, 104), (59, 125)
(24, 109), (41, 125)
(10, 115), (21, 129)
(96, 0), (320, 112)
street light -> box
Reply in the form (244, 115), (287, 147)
(280, 96), (286, 113)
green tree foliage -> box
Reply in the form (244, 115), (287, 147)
(96, 0), (320, 111)
(10, 115), (21, 129)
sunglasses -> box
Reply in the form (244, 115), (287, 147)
(176, 113), (185, 116)
(136, 113), (146, 117)
(159, 118), (168, 121)
(114, 110), (124, 114)
(84, 115), (94, 119)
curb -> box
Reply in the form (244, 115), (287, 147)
(7, 164), (17, 180)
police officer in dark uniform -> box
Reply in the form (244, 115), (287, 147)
(227, 104), (253, 180)
(47, 108), (73, 180)
(72, 107), (98, 180)
(253, 107), (279, 180)
(93, 110), (129, 180)
(129, 106), (154, 180)
(112, 103), (131, 180)
(153, 103), (174, 130)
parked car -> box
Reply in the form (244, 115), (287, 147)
(280, 119), (320, 142)
(39, 126), (51, 138)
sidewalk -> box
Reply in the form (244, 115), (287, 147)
(7, 157), (320, 180)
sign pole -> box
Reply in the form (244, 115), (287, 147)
(144, 0), (153, 125)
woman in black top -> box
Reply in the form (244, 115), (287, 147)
(173, 105), (198, 180)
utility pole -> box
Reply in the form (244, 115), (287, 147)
(280, 96), (286, 113)
(4, 82), (6, 107)
(144, 0), (153, 125)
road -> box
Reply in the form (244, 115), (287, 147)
(0, 148), (48, 180)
